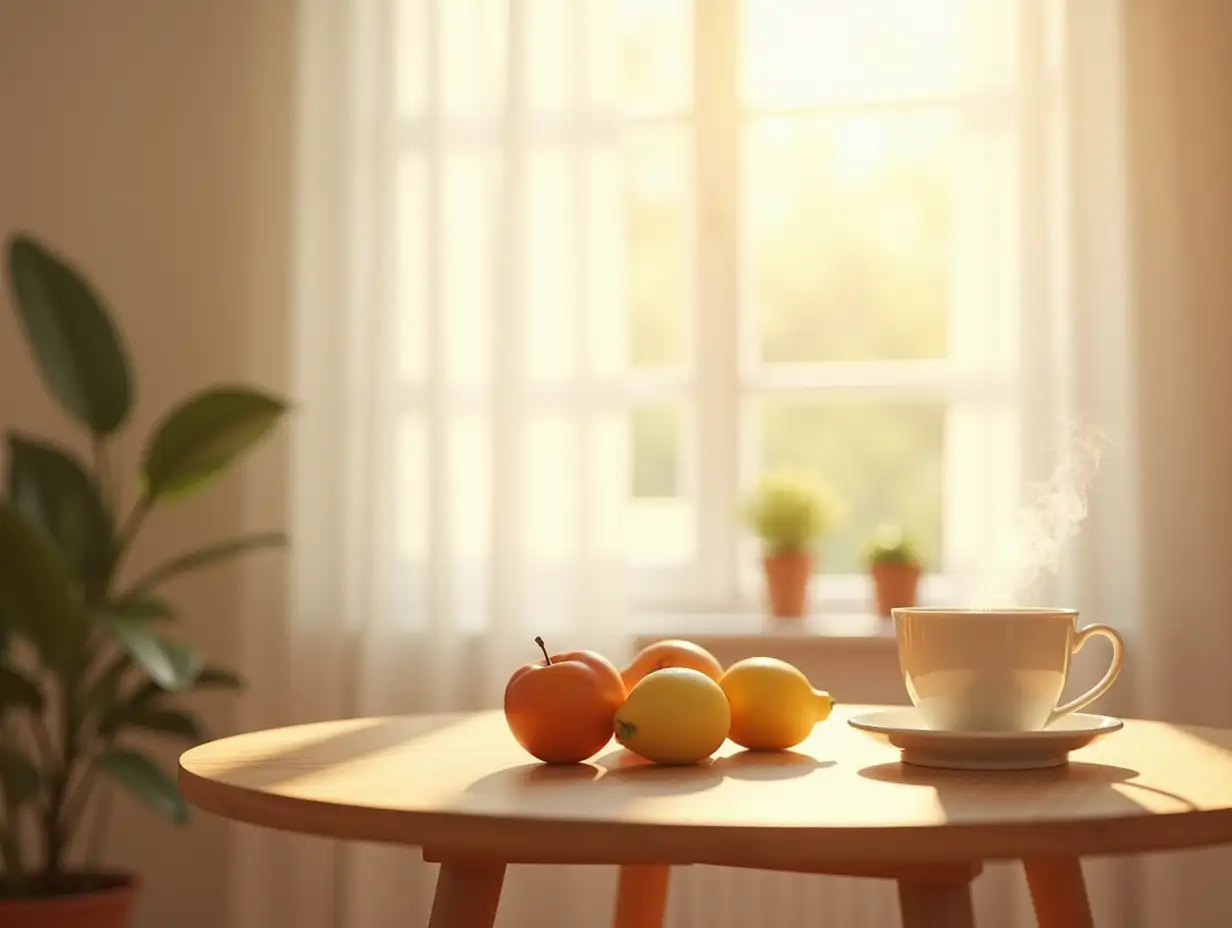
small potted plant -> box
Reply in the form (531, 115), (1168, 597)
(865, 524), (923, 617)
(739, 469), (841, 618)
(0, 233), (288, 926)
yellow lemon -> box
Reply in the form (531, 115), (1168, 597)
(719, 657), (833, 751)
(613, 667), (731, 765)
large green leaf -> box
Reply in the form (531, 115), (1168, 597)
(126, 662), (243, 711)
(83, 601), (174, 722)
(124, 531), (287, 599)
(103, 706), (203, 742)
(142, 388), (288, 501)
(96, 748), (188, 825)
(98, 617), (200, 692)
(0, 502), (87, 669)
(6, 433), (113, 589)
(109, 596), (175, 622)
(0, 666), (43, 711)
(0, 745), (40, 807)
(4, 234), (132, 437)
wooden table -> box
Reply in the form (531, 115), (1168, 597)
(179, 704), (1232, 927)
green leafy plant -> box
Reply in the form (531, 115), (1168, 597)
(0, 233), (288, 898)
(738, 469), (842, 556)
(863, 524), (922, 568)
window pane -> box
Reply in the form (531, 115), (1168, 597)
(524, 145), (579, 383)
(527, 0), (572, 112)
(395, 155), (426, 381)
(743, 0), (1015, 108)
(438, 0), (507, 119)
(586, 148), (628, 375)
(525, 415), (578, 561)
(631, 406), (680, 497)
(619, 0), (691, 115)
(759, 401), (944, 573)
(396, 0), (427, 118)
(629, 405), (693, 564)
(626, 128), (690, 370)
(747, 111), (956, 363)
(395, 414), (428, 562)
(443, 152), (497, 384)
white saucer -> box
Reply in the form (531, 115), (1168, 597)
(848, 708), (1124, 770)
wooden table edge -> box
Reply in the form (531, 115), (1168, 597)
(178, 760), (1232, 867)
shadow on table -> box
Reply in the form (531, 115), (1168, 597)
(463, 748), (835, 799)
(857, 759), (1199, 819)
(713, 750), (836, 781)
(1110, 719), (1232, 810)
(858, 760), (1140, 788)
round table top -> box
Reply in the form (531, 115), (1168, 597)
(179, 705), (1232, 867)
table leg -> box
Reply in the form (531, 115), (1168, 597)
(428, 861), (507, 928)
(897, 875), (977, 928)
(613, 864), (671, 928)
(1024, 857), (1093, 928)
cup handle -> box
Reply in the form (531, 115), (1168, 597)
(1047, 623), (1125, 726)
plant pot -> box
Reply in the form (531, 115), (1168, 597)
(0, 872), (138, 928)
(871, 562), (921, 617)
(763, 551), (812, 618)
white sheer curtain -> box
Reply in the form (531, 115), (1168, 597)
(1121, 1), (1232, 925)
(304, 0), (631, 715)
(235, 1), (631, 926)
(1012, 2), (1232, 925)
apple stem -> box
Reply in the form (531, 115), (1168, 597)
(535, 636), (552, 666)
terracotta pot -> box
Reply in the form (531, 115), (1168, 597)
(0, 873), (138, 928)
(763, 551), (812, 618)
(871, 561), (921, 617)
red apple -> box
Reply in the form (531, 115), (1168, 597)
(503, 637), (627, 763)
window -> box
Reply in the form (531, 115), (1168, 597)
(387, 0), (1057, 618)
(623, 0), (1046, 609)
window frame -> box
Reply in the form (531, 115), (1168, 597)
(628, 0), (1033, 613)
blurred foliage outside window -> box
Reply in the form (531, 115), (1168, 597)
(621, 0), (1001, 577)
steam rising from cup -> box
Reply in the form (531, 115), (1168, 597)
(967, 421), (1110, 606)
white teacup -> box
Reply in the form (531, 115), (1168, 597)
(892, 607), (1125, 732)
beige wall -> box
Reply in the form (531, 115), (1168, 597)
(0, 3), (295, 926)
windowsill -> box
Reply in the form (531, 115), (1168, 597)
(632, 611), (899, 652)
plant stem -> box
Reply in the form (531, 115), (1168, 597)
(0, 819), (24, 897)
(84, 782), (113, 871)
(61, 754), (100, 853)
(30, 712), (56, 776)
(0, 719), (27, 896)
(42, 670), (82, 882)
(109, 495), (152, 588)
(42, 779), (68, 880)
(92, 436), (113, 515)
